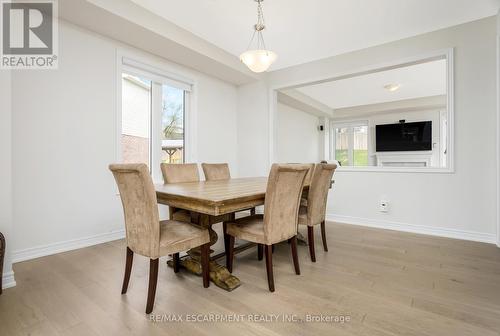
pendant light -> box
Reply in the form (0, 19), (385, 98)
(240, 0), (277, 73)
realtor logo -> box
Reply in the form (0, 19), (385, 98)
(1, 0), (58, 69)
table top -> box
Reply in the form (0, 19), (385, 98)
(155, 177), (268, 204)
(155, 177), (269, 215)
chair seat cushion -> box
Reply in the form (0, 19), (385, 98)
(159, 220), (210, 255)
(226, 215), (268, 245)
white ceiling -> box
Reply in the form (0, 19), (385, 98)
(292, 59), (446, 109)
(131, 0), (498, 70)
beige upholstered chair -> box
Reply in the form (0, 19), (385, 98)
(161, 163), (200, 184)
(298, 163), (337, 262)
(161, 163), (231, 225)
(160, 163), (200, 223)
(201, 163), (256, 217)
(287, 163), (315, 207)
(201, 163), (231, 181)
(110, 164), (210, 314)
(224, 164), (310, 292)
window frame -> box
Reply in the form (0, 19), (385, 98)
(116, 50), (197, 183)
(331, 120), (369, 167)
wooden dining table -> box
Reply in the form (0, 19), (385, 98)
(155, 177), (270, 291)
(154, 176), (331, 291)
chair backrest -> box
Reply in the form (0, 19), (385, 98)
(263, 164), (310, 244)
(286, 163), (315, 185)
(307, 163), (337, 225)
(109, 164), (160, 258)
(201, 163), (230, 181)
(161, 163), (200, 184)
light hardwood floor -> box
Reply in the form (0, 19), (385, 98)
(2, 222), (500, 336)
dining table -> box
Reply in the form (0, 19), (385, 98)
(155, 176), (331, 291)
(155, 177), (271, 291)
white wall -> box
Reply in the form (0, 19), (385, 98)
(236, 81), (270, 177)
(10, 21), (238, 261)
(238, 17), (498, 242)
(0, 70), (15, 289)
(276, 103), (320, 163)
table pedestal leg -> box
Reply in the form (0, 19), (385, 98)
(167, 212), (241, 291)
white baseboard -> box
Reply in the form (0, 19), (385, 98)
(2, 271), (16, 290)
(326, 214), (496, 244)
(12, 229), (125, 263)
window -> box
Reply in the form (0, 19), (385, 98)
(119, 57), (192, 178)
(331, 121), (368, 166)
(161, 85), (185, 164)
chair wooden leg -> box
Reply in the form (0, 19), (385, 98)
(146, 258), (159, 314)
(226, 235), (235, 273)
(250, 207), (256, 215)
(201, 243), (210, 288)
(308, 226), (316, 262)
(290, 236), (300, 275)
(257, 244), (263, 260)
(0, 231), (4, 295)
(321, 221), (328, 252)
(172, 253), (180, 273)
(265, 245), (275, 292)
(272, 244), (275, 253)
(121, 247), (133, 294)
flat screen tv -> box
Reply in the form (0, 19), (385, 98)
(376, 121), (432, 152)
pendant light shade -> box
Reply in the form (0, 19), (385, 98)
(240, 0), (277, 73)
(240, 49), (277, 73)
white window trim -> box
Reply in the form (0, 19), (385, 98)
(115, 49), (198, 183)
(331, 120), (369, 166)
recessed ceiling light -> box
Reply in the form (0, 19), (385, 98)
(384, 84), (401, 92)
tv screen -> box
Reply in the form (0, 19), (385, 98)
(376, 121), (432, 152)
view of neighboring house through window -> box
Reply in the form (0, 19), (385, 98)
(332, 122), (368, 166)
(121, 61), (189, 172)
(121, 74), (152, 166)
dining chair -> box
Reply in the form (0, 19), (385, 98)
(110, 163), (211, 314)
(224, 164), (310, 292)
(161, 163), (200, 184)
(287, 163), (315, 207)
(161, 163), (200, 223)
(161, 163), (231, 224)
(201, 163), (231, 181)
(201, 163), (256, 216)
(298, 163), (337, 262)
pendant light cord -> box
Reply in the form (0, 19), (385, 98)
(245, 0), (269, 53)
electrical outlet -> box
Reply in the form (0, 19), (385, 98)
(379, 200), (389, 213)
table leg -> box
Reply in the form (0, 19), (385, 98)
(167, 212), (241, 291)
